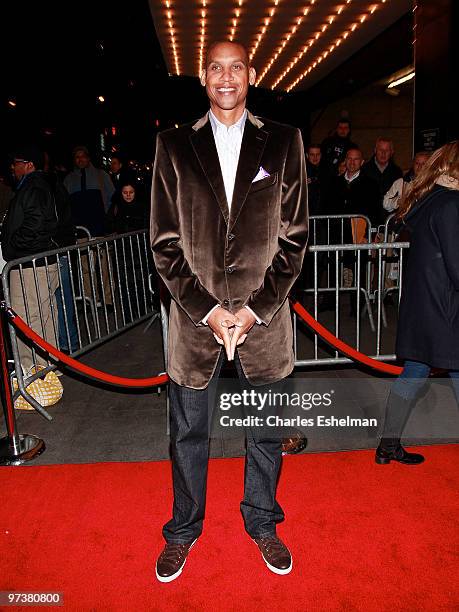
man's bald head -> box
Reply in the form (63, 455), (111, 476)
(205, 40), (250, 68)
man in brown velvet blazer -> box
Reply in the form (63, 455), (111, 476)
(151, 41), (308, 582)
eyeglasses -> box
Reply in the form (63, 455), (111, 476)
(12, 159), (29, 165)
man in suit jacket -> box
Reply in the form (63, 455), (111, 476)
(151, 41), (308, 582)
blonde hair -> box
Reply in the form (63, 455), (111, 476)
(397, 141), (459, 220)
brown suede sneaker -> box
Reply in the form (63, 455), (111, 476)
(155, 539), (197, 583)
(253, 535), (292, 575)
(282, 431), (307, 455)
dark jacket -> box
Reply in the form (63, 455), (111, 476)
(321, 135), (358, 176)
(151, 111), (308, 388)
(396, 185), (459, 369)
(361, 156), (403, 221)
(324, 172), (380, 242)
(64, 164), (115, 236)
(1, 171), (58, 261)
(42, 172), (76, 248)
(306, 161), (327, 216)
(110, 166), (137, 190)
(108, 195), (148, 234)
(0, 181), (13, 220)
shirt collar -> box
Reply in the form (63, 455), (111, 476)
(375, 159), (389, 173)
(345, 170), (360, 183)
(209, 109), (247, 136)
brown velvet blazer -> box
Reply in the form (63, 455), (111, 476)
(151, 111), (308, 389)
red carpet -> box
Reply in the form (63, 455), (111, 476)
(1, 447), (458, 611)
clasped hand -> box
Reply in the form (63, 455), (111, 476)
(207, 307), (255, 361)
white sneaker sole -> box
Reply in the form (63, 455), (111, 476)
(263, 556), (293, 575)
(254, 539), (293, 575)
(155, 538), (197, 583)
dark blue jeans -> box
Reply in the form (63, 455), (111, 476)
(163, 353), (284, 544)
(55, 256), (79, 352)
(392, 360), (459, 401)
(382, 360), (459, 442)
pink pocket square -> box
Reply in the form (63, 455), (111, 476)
(252, 166), (270, 183)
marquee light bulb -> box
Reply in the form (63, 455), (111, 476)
(285, 0), (389, 92)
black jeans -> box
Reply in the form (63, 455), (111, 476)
(163, 352), (285, 543)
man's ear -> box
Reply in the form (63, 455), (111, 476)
(248, 66), (256, 86)
(200, 70), (206, 87)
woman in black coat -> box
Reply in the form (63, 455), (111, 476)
(376, 141), (459, 465)
(109, 182), (148, 234)
(108, 182), (149, 322)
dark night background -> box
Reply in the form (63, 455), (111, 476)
(1, 1), (415, 176)
(0, 1), (286, 173)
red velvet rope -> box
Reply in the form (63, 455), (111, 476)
(6, 300), (402, 388)
(9, 310), (169, 388)
(291, 300), (403, 375)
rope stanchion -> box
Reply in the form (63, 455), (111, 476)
(5, 307), (169, 389)
(291, 300), (403, 375)
(0, 306), (46, 464)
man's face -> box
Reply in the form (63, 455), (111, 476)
(11, 159), (34, 181)
(200, 42), (256, 116)
(345, 149), (363, 175)
(121, 185), (135, 203)
(307, 147), (321, 166)
(375, 141), (393, 166)
(74, 150), (90, 169)
(413, 153), (429, 177)
(110, 158), (122, 174)
(336, 122), (350, 138)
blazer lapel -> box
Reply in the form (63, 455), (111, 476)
(190, 117), (229, 224)
(229, 118), (268, 230)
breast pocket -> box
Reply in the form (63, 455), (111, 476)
(248, 172), (278, 194)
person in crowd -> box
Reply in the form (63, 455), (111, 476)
(108, 182), (148, 234)
(64, 146), (114, 236)
(322, 148), (379, 313)
(376, 141), (459, 465)
(1, 145), (58, 371)
(151, 40), (308, 582)
(64, 146), (114, 307)
(321, 118), (358, 177)
(109, 154), (136, 190)
(43, 153), (78, 354)
(361, 138), (403, 224)
(295, 144), (325, 296)
(325, 148), (379, 230)
(306, 144), (325, 216)
(383, 151), (431, 213)
(108, 182), (148, 322)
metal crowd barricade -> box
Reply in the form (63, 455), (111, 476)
(152, 235), (409, 373)
(0, 217), (408, 428)
(376, 213), (401, 328)
(293, 241), (409, 368)
(309, 214), (372, 247)
(1, 229), (157, 419)
(304, 214), (375, 328)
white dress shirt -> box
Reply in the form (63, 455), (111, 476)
(345, 170), (360, 183)
(209, 109), (246, 210)
(202, 109), (261, 325)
